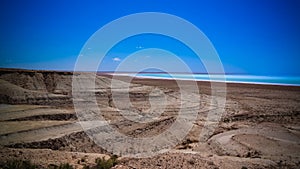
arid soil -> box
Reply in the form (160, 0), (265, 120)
(0, 68), (299, 169)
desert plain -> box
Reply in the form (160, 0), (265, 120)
(0, 68), (299, 169)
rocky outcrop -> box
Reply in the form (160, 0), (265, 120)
(0, 69), (74, 105)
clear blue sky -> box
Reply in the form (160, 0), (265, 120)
(0, 0), (299, 75)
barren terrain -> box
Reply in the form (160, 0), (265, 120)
(0, 68), (299, 168)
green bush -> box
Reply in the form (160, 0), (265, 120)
(0, 160), (74, 169)
(0, 157), (119, 169)
(83, 164), (90, 169)
(48, 163), (74, 169)
(0, 159), (38, 169)
(94, 155), (117, 169)
(57, 163), (74, 169)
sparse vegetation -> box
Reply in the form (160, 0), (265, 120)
(0, 159), (75, 169)
(94, 155), (118, 169)
(0, 159), (38, 169)
(0, 156), (118, 169)
(48, 163), (74, 169)
(56, 163), (74, 169)
(83, 164), (90, 169)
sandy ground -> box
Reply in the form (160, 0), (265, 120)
(0, 69), (299, 168)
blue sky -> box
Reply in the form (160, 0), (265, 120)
(0, 0), (299, 75)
